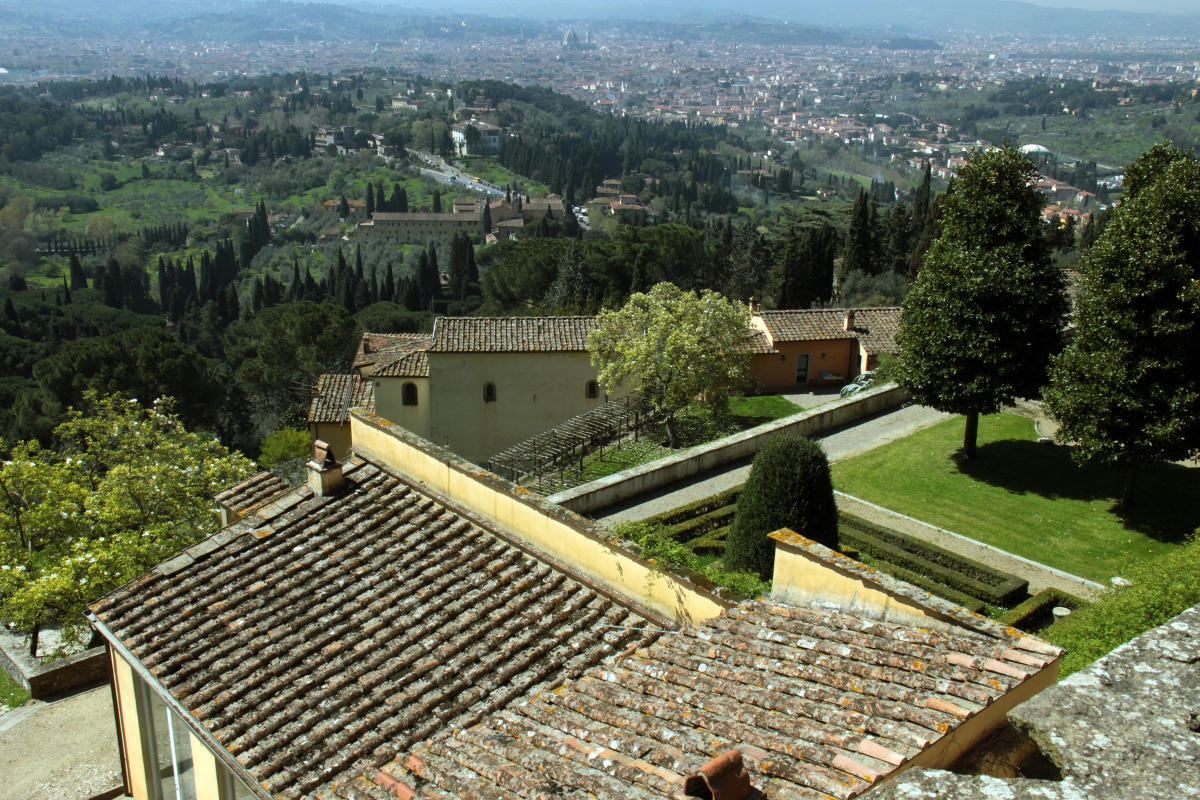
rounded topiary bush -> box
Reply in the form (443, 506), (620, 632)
(724, 435), (838, 580)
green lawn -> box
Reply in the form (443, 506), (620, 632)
(0, 668), (29, 710)
(831, 413), (1200, 583)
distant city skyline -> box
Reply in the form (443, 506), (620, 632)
(1020, 0), (1197, 12)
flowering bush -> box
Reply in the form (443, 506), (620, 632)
(0, 392), (254, 650)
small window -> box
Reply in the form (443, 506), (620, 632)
(483, 382), (497, 403)
(585, 380), (599, 399)
(402, 382), (418, 407)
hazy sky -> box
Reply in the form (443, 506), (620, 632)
(1020, 0), (1198, 13)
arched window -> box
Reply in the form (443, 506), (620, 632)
(585, 380), (599, 399)
(401, 382), (418, 406)
(483, 382), (497, 403)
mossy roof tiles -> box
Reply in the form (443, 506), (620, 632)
(91, 457), (656, 800)
(307, 374), (375, 424)
(365, 601), (1059, 800)
(430, 317), (598, 353)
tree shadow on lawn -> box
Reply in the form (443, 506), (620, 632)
(957, 440), (1200, 544)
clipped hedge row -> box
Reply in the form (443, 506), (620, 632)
(666, 505), (737, 542)
(999, 587), (1087, 633)
(867, 556), (987, 614)
(839, 512), (1028, 606)
(649, 486), (742, 527)
(688, 527), (730, 556)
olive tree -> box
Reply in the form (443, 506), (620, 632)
(587, 282), (751, 448)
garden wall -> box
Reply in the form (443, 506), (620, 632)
(0, 627), (107, 698)
(548, 383), (908, 514)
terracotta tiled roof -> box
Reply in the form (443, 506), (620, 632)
(430, 317), (597, 353)
(746, 327), (777, 354)
(307, 373), (375, 424)
(90, 456), (656, 800)
(355, 333), (432, 378)
(757, 307), (902, 356)
(365, 600), (1060, 800)
(757, 309), (853, 343)
(213, 471), (288, 515)
(851, 307), (902, 356)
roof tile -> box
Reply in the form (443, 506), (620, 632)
(430, 317), (596, 353)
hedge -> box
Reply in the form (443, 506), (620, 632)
(999, 587), (1087, 633)
(1045, 535), (1200, 676)
(648, 486), (741, 527)
(839, 512), (1028, 606)
(666, 505), (737, 542)
(688, 528), (729, 556)
(866, 555), (987, 613)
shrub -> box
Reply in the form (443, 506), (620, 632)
(1045, 534), (1200, 676)
(838, 512), (1028, 605)
(999, 588), (1087, 633)
(725, 436), (837, 579)
(259, 427), (313, 467)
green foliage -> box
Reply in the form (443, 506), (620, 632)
(0, 393), (255, 648)
(33, 326), (224, 432)
(588, 282), (751, 448)
(0, 664), (29, 709)
(998, 587), (1086, 632)
(1044, 144), (1200, 499)
(897, 146), (1067, 456)
(258, 427), (313, 468)
(1046, 535), (1200, 676)
(725, 436), (837, 579)
(612, 520), (770, 600)
(838, 512), (1028, 605)
(902, 145), (1070, 455)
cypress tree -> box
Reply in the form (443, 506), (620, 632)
(725, 436), (838, 580)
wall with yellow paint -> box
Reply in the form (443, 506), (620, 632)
(351, 410), (733, 625)
(427, 351), (610, 464)
(373, 375), (431, 440)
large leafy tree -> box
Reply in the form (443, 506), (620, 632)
(1044, 143), (1200, 505)
(0, 393), (254, 650)
(896, 146), (1067, 458)
(588, 282), (751, 448)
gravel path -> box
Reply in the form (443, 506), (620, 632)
(596, 404), (951, 525)
(0, 685), (121, 800)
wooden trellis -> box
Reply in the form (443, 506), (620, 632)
(485, 392), (655, 494)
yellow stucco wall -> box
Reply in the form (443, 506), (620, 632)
(190, 733), (222, 800)
(750, 339), (857, 391)
(311, 423), (352, 462)
(111, 652), (149, 800)
(770, 529), (948, 630)
(350, 411), (731, 625)
(373, 376), (431, 439)
(427, 351), (610, 464)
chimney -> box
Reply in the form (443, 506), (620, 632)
(843, 309), (856, 331)
(684, 750), (763, 800)
(307, 439), (344, 497)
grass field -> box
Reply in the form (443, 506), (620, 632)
(0, 668), (29, 710)
(831, 413), (1200, 582)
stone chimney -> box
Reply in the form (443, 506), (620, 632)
(843, 308), (856, 331)
(307, 439), (344, 497)
(684, 750), (763, 800)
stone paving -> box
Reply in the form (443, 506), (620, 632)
(596, 403), (952, 525)
(0, 685), (121, 800)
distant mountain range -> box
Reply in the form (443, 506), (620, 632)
(3, 0), (1198, 41)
